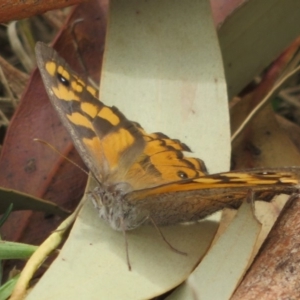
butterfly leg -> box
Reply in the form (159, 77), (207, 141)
(149, 217), (187, 256)
(246, 189), (261, 224)
(120, 217), (132, 271)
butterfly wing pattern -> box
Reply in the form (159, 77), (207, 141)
(36, 42), (300, 231)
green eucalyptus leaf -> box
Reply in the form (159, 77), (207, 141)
(0, 274), (20, 300)
(0, 187), (69, 217)
(0, 241), (37, 260)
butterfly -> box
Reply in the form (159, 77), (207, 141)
(35, 41), (300, 236)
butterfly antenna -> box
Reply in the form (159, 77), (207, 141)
(34, 139), (105, 193)
(34, 138), (90, 177)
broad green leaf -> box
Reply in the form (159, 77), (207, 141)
(100, 0), (230, 173)
(219, 0), (300, 98)
(27, 0), (229, 299)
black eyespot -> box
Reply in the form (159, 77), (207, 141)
(177, 171), (188, 179)
(57, 73), (70, 87)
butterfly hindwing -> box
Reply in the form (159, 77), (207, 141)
(128, 167), (300, 225)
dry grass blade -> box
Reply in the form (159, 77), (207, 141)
(0, 108), (9, 126)
(7, 21), (35, 72)
(0, 0), (85, 24)
(9, 200), (85, 300)
(0, 66), (17, 109)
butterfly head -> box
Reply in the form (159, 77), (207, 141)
(90, 182), (147, 231)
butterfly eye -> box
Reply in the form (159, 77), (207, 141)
(57, 73), (70, 87)
(177, 171), (188, 179)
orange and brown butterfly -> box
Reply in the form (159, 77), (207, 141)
(35, 41), (300, 232)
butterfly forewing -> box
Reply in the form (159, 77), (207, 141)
(36, 42), (208, 190)
(36, 43), (147, 184)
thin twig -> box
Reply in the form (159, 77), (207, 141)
(231, 64), (300, 143)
